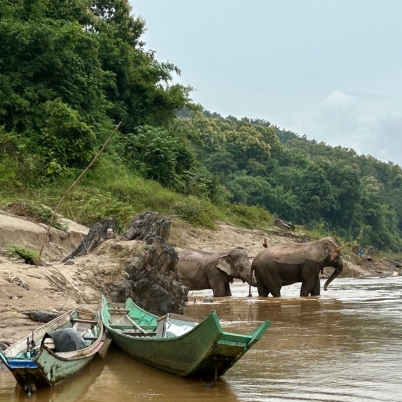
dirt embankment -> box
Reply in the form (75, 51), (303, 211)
(0, 209), (399, 343)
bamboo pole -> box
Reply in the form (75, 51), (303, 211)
(37, 122), (122, 264)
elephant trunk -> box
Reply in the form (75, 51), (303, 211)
(247, 276), (258, 287)
(323, 257), (344, 291)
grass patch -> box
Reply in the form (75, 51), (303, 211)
(6, 201), (68, 231)
(7, 245), (40, 265)
(223, 203), (275, 229)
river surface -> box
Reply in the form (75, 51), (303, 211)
(1, 277), (401, 402)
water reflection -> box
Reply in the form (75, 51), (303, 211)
(11, 355), (106, 402)
(1, 277), (401, 402)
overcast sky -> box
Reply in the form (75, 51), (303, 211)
(130, 0), (402, 167)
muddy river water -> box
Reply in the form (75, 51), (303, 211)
(1, 277), (401, 402)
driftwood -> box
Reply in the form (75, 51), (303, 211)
(0, 341), (11, 351)
(23, 311), (61, 323)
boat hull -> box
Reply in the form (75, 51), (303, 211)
(101, 295), (270, 378)
(0, 309), (105, 392)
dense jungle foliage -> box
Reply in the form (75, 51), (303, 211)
(1, 0), (402, 253)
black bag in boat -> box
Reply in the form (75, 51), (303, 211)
(42, 328), (85, 352)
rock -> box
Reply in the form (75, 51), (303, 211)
(274, 218), (295, 231)
(203, 297), (214, 303)
(117, 211), (171, 242)
(108, 212), (188, 316)
(62, 217), (119, 262)
(5, 273), (29, 290)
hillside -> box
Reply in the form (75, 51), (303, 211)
(1, 209), (399, 346)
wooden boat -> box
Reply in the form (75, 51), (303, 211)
(0, 308), (105, 394)
(101, 295), (270, 378)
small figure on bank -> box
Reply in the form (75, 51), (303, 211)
(263, 238), (268, 248)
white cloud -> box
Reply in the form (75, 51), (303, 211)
(321, 90), (354, 109)
(287, 91), (402, 167)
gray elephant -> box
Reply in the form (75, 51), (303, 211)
(177, 247), (257, 297)
(251, 237), (343, 297)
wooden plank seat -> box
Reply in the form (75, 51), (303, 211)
(71, 319), (97, 325)
(83, 335), (98, 341)
(110, 325), (134, 329)
(109, 309), (129, 314)
(124, 315), (148, 334)
(120, 331), (157, 337)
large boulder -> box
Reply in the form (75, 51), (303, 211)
(108, 212), (188, 316)
(110, 237), (187, 315)
(117, 211), (171, 242)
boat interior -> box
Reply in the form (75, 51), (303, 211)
(9, 311), (101, 359)
(108, 305), (200, 339)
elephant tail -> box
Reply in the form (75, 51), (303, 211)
(248, 263), (256, 297)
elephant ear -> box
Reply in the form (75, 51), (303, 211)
(326, 240), (341, 261)
(216, 254), (232, 276)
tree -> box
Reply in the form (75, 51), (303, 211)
(0, 0), (192, 174)
(92, 0), (192, 133)
(293, 165), (337, 224)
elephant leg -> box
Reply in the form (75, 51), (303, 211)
(257, 284), (269, 297)
(300, 278), (316, 296)
(270, 287), (281, 297)
(311, 275), (321, 296)
(224, 282), (232, 296)
(212, 281), (226, 297)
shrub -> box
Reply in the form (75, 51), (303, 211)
(173, 197), (220, 228)
(224, 203), (274, 229)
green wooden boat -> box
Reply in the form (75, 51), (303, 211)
(0, 308), (105, 395)
(101, 295), (270, 378)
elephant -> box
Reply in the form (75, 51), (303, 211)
(177, 247), (257, 297)
(250, 237), (343, 297)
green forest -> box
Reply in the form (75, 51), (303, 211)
(1, 0), (402, 253)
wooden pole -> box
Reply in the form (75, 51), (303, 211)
(37, 122), (122, 264)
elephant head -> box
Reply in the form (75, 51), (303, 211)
(320, 237), (343, 291)
(324, 254), (343, 291)
(216, 248), (257, 286)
